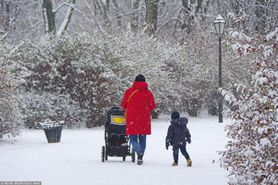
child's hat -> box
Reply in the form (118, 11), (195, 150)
(171, 111), (180, 119)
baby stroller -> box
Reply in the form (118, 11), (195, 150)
(101, 107), (135, 162)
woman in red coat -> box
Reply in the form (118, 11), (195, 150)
(121, 74), (156, 165)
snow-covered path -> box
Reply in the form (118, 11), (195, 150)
(0, 116), (228, 185)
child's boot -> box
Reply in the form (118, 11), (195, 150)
(187, 159), (192, 167)
(172, 161), (178, 166)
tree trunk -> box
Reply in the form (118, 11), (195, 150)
(0, 0), (18, 32)
(254, 0), (267, 34)
(112, 0), (121, 27)
(100, 0), (109, 22)
(0, 0), (10, 31)
(42, 0), (56, 34)
(145, 0), (158, 36)
(130, 0), (140, 32)
(93, 0), (104, 15)
(42, 0), (76, 37)
(195, 0), (203, 14)
(181, 0), (194, 33)
(182, 0), (190, 11)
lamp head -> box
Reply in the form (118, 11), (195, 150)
(214, 14), (225, 35)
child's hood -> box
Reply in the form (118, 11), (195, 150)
(170, 117), (188, 127)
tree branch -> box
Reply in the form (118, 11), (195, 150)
(57, 0), (76, 37)
(53, 2), (68, 13)
(155, 18), (183, 34)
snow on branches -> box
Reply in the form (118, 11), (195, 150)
(0, 68), (20, 138)
(220, 28), (278, 185)
(2, 36), (119, 128)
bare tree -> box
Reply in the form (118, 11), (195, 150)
(0, 0), (20, 40)
(218, 0), (278, 34)
(145, 0), (159, 36)
(130, 0), (140, 32)
(42, 0), (76, 37)
(42, 0), (56, 34)
(180, 0), (194, 33)
(2, 0), (277, 43)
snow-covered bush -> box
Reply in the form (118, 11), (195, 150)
(90, 33), (175, 114)
(0, 42), (21, 138)
(2, 36), (119, 128)
(0, 68), (20, 138)
(219, 28), (278, 185)
(160, 26), (251, 116)
(91, 32), (218, 116)
(1, 30), (252, 128)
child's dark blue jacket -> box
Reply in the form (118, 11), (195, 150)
(166, 117), (191, 146)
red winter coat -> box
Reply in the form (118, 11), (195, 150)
(121, 81), (156, 135)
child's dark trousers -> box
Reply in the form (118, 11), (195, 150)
(172, 144), (190, 163)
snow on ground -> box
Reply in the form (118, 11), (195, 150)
(0, 116), (228, 185)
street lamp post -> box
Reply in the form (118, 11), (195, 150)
(214, 14), (225, 123)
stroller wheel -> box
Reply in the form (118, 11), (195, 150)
(101, 146), (106, 162)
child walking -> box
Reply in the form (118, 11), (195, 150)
(165, 111), (192, 166)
